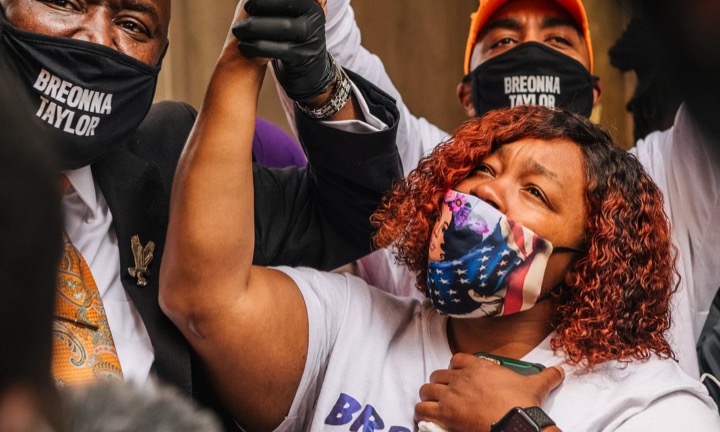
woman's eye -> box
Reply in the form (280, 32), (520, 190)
(474, 164), (494, 176)
(526, 186), (550, 205)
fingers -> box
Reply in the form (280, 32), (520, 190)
(416, 381), (447, 426)
(233, 17), (310, 42)
(237, 40), (323, 64)
(419, 382), (447, 402)
(428, 368), (453, 384)
(237, 40), (293, 62)
(449, 352), (479, 369)
(244, 0), (319, 16)
(528, 366), (565, 400)
(414, 401), (442, 425)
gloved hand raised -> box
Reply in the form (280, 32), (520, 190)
(232, 0), (335, 103)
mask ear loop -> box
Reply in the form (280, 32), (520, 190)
(552, 246), (587, 254)
(536, 282), (570, 304)
(536, 245), (587, 303)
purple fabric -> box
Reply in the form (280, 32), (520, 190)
(252, 117), (307, 168)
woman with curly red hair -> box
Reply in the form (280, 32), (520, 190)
(160, 60), (719, 432)
(373, 105), (677, 369)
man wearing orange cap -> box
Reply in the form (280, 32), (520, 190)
(311, 0), (599, 176)
(459, 0), (598, 118)
(285, 0), (720, 391)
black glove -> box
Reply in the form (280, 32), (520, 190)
(232, 0), (336, 102)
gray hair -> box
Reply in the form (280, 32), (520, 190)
(63, 380), (222, 432)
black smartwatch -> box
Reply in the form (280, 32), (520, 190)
(489, 406), (555, 432)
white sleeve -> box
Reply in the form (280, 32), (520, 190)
(277, 0), (449, 175)
(631, 105), (720, 339)
(612, 391), (720, 432)
(664, 106), (720, 325)
(318, 81), (388, 134)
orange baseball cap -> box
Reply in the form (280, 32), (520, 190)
(463, 0), (594, 74)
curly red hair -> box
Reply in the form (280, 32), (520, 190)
(372, 106), (677, 367)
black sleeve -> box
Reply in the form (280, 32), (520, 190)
(252, 70), (401, 270)
(698, 295), (720, 412)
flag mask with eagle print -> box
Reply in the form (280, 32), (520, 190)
(427, 190), (579, 318)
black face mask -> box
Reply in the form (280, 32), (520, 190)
(464, 42), (596, 118)
(0, 10), (160, 170)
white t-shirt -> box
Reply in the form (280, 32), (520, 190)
(275, 267), (719, 432)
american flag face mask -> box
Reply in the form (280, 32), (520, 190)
(427, 189), (579, 318)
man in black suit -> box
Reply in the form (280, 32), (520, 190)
(0, 0), (400, 426)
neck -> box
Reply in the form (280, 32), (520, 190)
(447, 300), (554, 359)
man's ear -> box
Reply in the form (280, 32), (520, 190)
(592, 77), (602, 106)
(457, 81), (477, 118)
(156, 40), (170, 68)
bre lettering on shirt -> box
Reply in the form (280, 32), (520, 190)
(33, 68), (113, 137)
(324, 393), (411, 432)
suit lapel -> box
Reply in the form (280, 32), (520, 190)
(93, 147), (192, 394)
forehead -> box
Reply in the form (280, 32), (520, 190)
(121, 0), (172, 28)
(470, 0), (588, 66)
(145, 0), (171, 22)
(0, 0), (172, 24)
(483, 0), (579, 33)
(492, 137), (585, 185)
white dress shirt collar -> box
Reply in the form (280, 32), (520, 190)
(63, 165), (97, 221)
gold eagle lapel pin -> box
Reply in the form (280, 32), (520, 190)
(128, 235), (155, 287)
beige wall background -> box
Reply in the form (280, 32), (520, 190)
(156, 0), (635, 149)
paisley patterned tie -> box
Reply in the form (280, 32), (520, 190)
(52, 181), (123, 386)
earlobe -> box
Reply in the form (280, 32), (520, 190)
(156, 40), (170, 67)
(457, 81), (477, 118)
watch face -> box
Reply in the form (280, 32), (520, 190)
(493, 408), (541, 432)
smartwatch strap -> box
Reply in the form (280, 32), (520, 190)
(525, 406), (556, 429)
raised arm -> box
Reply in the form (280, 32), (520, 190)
(238, 0), (402, 270)
(276, 0), (447, 174)
(160, 3), (316, 430)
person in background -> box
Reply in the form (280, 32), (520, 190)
(61, 381), (222, 432)
(624, 0), (720, 408)
(0, 0), (400, 428)
(608, 17), (682, 142)
(253, 117), (307, 168)
(0, 81), (224, 432)
(0, 84), (63, 432)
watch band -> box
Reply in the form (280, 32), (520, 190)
(295, 54), (352, 121)
(524, 406), (555, 429)
(490, 406), (556, 432)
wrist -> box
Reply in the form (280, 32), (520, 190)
(489, 406), (556, 432)
(295, 55), (352, 120)
(302, 79), (337, 108)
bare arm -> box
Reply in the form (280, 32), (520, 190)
(159, 6), (313, 431)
